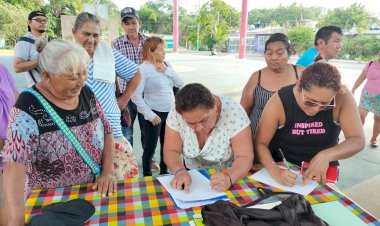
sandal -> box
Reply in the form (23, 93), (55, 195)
(370, 140), (378, 148)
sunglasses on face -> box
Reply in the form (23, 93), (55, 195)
(301, 88), (336, 110)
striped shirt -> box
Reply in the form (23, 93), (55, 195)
(86, 49), (138, 138)
(249, 66), (298, 135)
(112, 33), (148, 92)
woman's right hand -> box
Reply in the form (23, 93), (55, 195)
(151, 115), (161, 126)
(170, 170), (192, 194)
(271, 167), (298, 187)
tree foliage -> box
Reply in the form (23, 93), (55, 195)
(287, 25), (314, 54)
(0, 2), (29, 46)
(340, 35), (380, 60)
(318, 3), (374, 32)
(248, 3), (322, 28)
(197, 0), (239, 50)
(139, 0), (173, 34)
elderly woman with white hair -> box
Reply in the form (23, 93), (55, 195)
(1, 39), (115, 226)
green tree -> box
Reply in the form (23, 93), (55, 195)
(248, 3), (322, 28)
(340, 35), (380, 60)
(0, 2), (30, 46)
(3, 0), (44, 11)
(318, 3), (374, 32)
(287, 25), (314, 55)
(197, 0), (239, 50)
(138, 0), (173, 34)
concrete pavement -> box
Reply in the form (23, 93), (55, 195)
(1, 51), (379, 218)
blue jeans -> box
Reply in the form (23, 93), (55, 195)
(122, 101), (144, 147)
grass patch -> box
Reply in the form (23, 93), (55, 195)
(0, 49), (14, 55)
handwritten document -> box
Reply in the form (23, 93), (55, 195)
(250, 167), (318, 195)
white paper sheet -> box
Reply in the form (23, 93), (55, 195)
(250, 167), (318, 195)
(157, 169), (227, 201)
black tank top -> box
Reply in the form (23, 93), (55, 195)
(275, 85), (341, 166)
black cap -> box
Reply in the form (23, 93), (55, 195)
(28, 11), (46, 20)
(121, 7), (138, 21)
(28, 11), (47, 32)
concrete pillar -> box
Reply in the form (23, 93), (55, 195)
(173, 0), (179, 52)
(239, 0), (248, 59)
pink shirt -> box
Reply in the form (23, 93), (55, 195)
(364, 60), (380, 94)
(0, 63), (17, 139)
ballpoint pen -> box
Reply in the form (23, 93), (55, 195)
(278, 148), (291, 171)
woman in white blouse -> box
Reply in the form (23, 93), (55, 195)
(132, 37), (183, 176)
(164, 83), (254, 192)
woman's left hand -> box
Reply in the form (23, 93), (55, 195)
(302, 153), (330, 185)
(92, 173), (117, 197)
(210, 172), (231, 192)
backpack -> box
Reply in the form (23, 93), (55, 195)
(16, 36), (54, 84)
(201, 192), (329, 226)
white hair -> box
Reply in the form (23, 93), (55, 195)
(36, 39), (89, 77)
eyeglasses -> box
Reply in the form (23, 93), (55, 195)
(301, 89), (336, 110)
(32, 19), (48, 23)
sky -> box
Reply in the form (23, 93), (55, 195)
(113, 0), (380, 17)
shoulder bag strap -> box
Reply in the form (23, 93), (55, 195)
(23, 89), (101, 177)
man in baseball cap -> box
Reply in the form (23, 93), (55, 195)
(112, 7), (163, 173)
(121, 7), (139, 20)
(13, 10), (51, 87)
(28, 11), (47, 32)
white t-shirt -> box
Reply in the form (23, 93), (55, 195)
(166, 96), (251, 169)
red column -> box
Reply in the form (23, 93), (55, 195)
(239, 0), (248, 59)
(173, 0), (179, 53)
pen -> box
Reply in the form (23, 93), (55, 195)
(278, 148), (291, 171)
(215, 158), (224, 173)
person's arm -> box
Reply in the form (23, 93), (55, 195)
(113, 49), (141, 110)
(13, 58), (37, 73)
(2, 162), (26, 226)
(351, 67), (368, 94)
(254, 94), (298, 186)
(91, 96), (116, 196)
(240, 72), (258, 114)
(210, 126), (254, 192)
(163, 125), (192, 193)
(118, 68), (141, 109)
(163, 62), (184, 88)
(303, 88), (365, 184)
(130, 67), (158, 122)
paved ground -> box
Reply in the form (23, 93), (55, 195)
(1, 51), (379, 218)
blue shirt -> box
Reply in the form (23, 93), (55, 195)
(296, 47), (318, 68)
(86, 49), (138, 138)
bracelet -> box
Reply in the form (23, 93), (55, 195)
(225, 173), (233, 188)
(174, 167), (187, 176)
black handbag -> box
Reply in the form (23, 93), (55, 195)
(201, 192), (328, 226)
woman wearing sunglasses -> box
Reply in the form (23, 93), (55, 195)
(255, 63), (364, 186)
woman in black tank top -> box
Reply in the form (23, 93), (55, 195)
(254, 63), (364, 187)
(241, 33), (303, 137)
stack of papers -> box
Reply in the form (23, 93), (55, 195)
(250, 167), (318, 195)
(157, 170), (229, 209)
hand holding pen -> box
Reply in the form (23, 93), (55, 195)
(271, 149), (298, 187)
(210, 159), (231, 192)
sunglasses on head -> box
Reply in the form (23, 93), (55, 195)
(301, 88), (336, 110)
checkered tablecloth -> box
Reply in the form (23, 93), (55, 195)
(25, 169), (379, 226)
